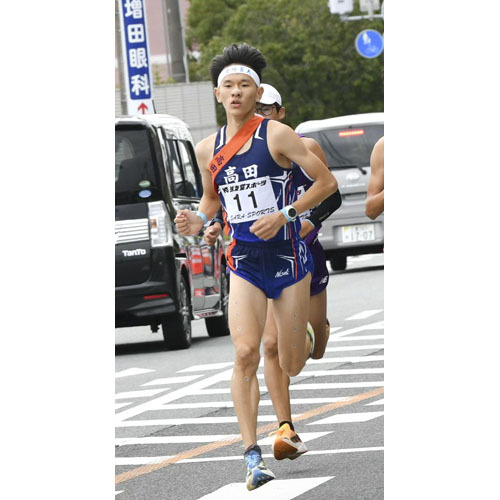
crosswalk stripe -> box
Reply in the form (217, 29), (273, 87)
(330, 334), (384, 342)
(184, 447), (383, 463)
(115, 402), (133, 410)
(191, 381), (383, 396)
(366, 398), (384, 406)
(141, 375), (204, 386)
(115, 367), (155, 379)
(289, 368), (384, 377)
(115, 368), (234, 422)
(195, 476), (334, 500)
(178, 362), (234, 373)
(115, 388), (169, 400)
(345, 309), (383, 321)
(307, 355), (384, 364)
(116, 447), (383, 467)
(152, 397), (349, 410)
(115, 431), (331, 447)
(308, 411), (384, 425)
(332, 321), (384, 339)
(324, 344), (384, 352)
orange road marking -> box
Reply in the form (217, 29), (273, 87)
(115, 386), (383, 485)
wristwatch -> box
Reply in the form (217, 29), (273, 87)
(282, 205), (298, 222)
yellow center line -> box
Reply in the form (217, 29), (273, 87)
(115, 386), (384, 485)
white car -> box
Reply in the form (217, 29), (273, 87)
(296, 112), (384, 271)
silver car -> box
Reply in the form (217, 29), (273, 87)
(295, 112), (384, 271)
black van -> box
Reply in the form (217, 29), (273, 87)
(115, 114), (230, 349)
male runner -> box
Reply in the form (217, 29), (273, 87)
(366, 136), (384, 219)
(174, 44), (336, 490)
(204, 83), (342, 461)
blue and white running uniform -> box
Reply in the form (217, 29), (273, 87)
(213, 119), (313, 299)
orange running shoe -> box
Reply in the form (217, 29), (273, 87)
(270, 423), (308, 460)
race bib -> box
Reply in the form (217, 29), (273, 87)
(219, 176), (278, 223)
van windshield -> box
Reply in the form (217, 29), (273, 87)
(305, 124), (384, 169)
(115, 126), (161, 204)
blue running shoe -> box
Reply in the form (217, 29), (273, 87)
(244, 445), (275, 491)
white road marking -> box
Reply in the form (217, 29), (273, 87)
(116, 435), (241, 446)
(345, 310), (383, 321)
(178, 362), (234, 373)
(115, 367), (155, 379)
(115, 368), (234, 422)
(195, 477), (334, 500)
(152, 397), (349, 411)
(290, 368), (384, 377)
(116, 448), (383, 466)
(116, 415), (303, 427)
(307, 355), (384, 365)
(181, 380), (384, 396)
(330, 334), (384, 342)
(332, 321), (384, 339)
(141, 375), (204, 386)
(115, 491), (124, 496)
(308, 411), (384, 425)
(115, 455), (173, 466)
(330, 326), (343, 333)
(115, 388), (169, 400)
(115, 402), (133, 410)
(366, 398), (384, 406)
(115, 432), (331, 447)
(324, 344), (384, 352)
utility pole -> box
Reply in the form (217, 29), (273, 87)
(162, 0), (190, 83)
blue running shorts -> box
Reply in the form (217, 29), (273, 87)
(227, 238), (314, 299)
(308, 237), (329, 296)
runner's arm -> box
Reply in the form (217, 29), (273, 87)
(174, 136), (221, 235)
(300, 137), (341, 234)
(366, 137), (384, 220)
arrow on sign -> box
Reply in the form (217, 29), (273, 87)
(138, 103), (149, 114)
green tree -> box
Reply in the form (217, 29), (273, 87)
(188, 0), (383, 128)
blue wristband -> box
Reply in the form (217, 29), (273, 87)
(196, 210), (208, 225)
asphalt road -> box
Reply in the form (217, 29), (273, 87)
(115, 253), (384, 499)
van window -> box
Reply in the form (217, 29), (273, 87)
(177, 141), (199, 197)
(305, 124), (384, 168)
(167, 140), (197, 198)
(115, 127), (161, 205)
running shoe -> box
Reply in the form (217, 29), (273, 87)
(307, 322), (315, 358)
(244, 445), (275, 491)
(270, 423), (308, 460)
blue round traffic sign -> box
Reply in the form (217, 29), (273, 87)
(355, 29), (384, 59)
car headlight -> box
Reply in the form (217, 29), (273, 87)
(148, 201), (173, 247)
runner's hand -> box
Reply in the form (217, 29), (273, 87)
(249, 211), (287, 241)
(174, 210), (204, 235)
(204, 223), (222, 246)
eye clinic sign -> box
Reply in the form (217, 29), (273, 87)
(118, 0), (154, 115)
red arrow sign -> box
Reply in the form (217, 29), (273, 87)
(138, 102), (148, 114)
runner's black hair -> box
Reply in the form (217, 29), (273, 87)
(210, 43), (267, 87)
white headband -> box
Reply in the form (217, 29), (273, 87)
(217, 65), (261, 88)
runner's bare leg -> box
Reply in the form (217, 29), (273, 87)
(262, 301), (292, 423)
(229, 273), (268, 449)
(273, 273), (312, 377)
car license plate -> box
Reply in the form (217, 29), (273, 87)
(341, 224), (375, 243)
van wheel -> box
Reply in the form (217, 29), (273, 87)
(330, 256), (347, 271)
(205, 265), (230, 337)
(162, 275), (192, 350)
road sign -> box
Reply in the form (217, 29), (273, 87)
(118, 0), (154, 115)
(329, 0), (354, 15)
(355, 29), (384, 58)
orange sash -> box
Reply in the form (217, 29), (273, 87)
(209, 115), (265, 190)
